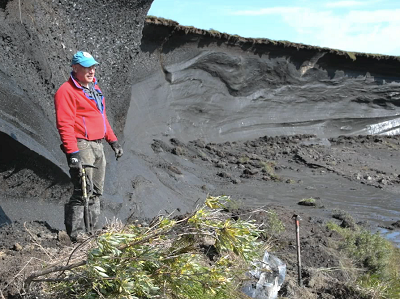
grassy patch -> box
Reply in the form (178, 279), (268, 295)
(238, 156), (250, 164)
(261, 160), (276, 174)
(264, 209), (285, 238)
(298, 197), (316, 206)
(327, 222), (400, 298)
(260, 160), (282, 181)
(208, 28), (222, 36)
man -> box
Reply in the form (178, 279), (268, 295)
(54, 51), (123, 241)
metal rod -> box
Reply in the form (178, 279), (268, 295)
(293, 214), (302, 287)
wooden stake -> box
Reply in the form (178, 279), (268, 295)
(293, 214), (302, 287)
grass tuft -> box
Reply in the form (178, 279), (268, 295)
(327, 221), (400, 298)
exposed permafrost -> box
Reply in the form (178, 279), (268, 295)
(353, 117), (400, 135)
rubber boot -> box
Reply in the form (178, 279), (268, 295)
(64, 204), (84, 242)
(89, 196), (101, 231)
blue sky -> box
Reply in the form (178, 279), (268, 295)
(148, 0), (400, 56)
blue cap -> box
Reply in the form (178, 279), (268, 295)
(70, 51), (99, 67)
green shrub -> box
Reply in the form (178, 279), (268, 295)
(260, 161), (282, 181)
(49, 196), (264, 299)
(327, 222), (400, 298)
(260, 161), (275, 175)
(264, 209), (285, 237)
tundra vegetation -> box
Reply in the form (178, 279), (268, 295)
(20, 195), (400, 299)
(27, 196), (267, 299)
(326, 222), (400, 299)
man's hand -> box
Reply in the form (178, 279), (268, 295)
(67, 152), (82, 169)
(110, 141), (123, 160)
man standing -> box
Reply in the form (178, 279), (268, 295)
(54, 51), (123, 241)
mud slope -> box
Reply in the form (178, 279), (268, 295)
(111, 19), (400, 227)
(1, 0), (400, 237)
(134, 19), (400, 147)
(0, 0), (154, 226)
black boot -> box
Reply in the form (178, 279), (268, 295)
(64, 203), (84, 242)
(88, 196), (101, 231)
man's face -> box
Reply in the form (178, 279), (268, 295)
(72, 64), (96, 86)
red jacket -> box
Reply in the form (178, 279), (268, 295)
(54, 75), (117, 154)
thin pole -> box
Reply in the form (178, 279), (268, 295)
(81, 167), (91, 233)
(19, 0), (22, 24)
(293, 214), (302, 287)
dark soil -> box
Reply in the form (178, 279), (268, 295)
(2, 134), (400, 299)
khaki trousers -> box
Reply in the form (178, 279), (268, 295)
(65, 139), (106, 240)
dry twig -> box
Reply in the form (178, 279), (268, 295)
(24, 215), (192, 290)
(2, 257), (47, 294)
(23, 222), (54, 259)
(25, 260), (86, 290)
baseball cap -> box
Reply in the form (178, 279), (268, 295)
(70, 51), (99, 67)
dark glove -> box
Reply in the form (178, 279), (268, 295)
(110, 141), (123, 160)
(67, 152), (82, 169)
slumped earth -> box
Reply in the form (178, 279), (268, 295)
(2, 133), (400, 299)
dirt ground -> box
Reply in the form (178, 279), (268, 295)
(1, 134), (400, 299)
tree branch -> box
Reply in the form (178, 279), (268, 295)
(25, 260), (86, 290)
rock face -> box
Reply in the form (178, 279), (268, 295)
(1, 0), (400, 230)
(0, 0), (152, 159)
(0, 0), (154, 225)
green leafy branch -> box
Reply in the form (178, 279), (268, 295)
(26, 196), (264, 299)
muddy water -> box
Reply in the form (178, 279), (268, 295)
(1, 162), (399, 247)
(218, 168), (400, 247)
(294, 171), (400, 247)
